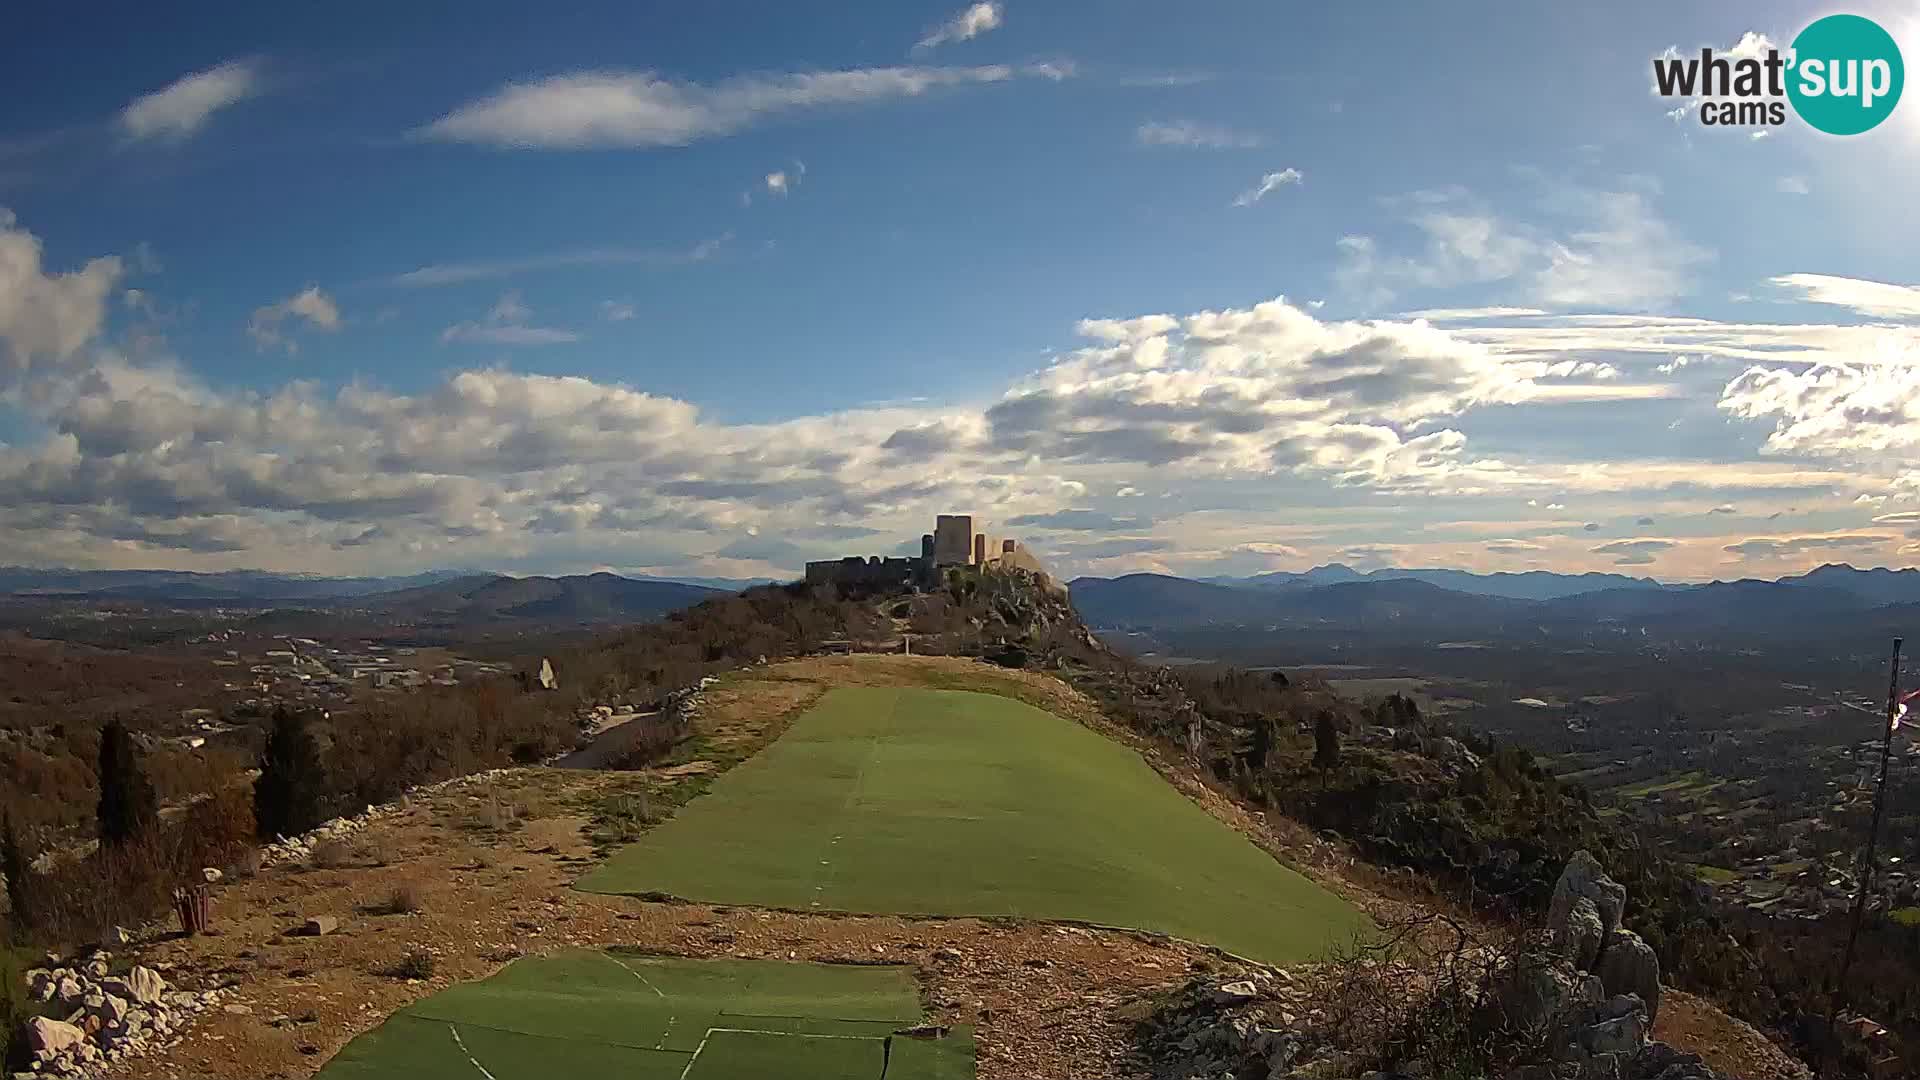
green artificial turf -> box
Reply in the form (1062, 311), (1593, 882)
(578, 687), (1370, 964)
(314, 951), (966, 1079)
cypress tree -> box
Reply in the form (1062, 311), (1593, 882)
(97, 719), (159, 846)
(254, 707), (329, 840)
(1313, 710), (1342, 769)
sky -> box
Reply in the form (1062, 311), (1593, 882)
(3, 1), (1920, 584)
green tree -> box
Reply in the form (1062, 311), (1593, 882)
(96, 719), (159, 847)
(1314, 711), (1341, 769)
(254, 707), (331, 840)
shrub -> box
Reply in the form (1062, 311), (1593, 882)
(1, 946), (26, 1072)
(13, 832), (180, 947)
(1303, 912), (1530, 1078)
(1, 817), (29, 947)
(177, 784), (255, 875)
(381, 949), (436, 980)
(255, 708), (330, 841)
(592, 790), (660, 845)
(378, 882), (423, 915)
(97, 719), (159, 847)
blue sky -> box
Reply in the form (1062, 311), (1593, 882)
(3, 0), (1920, 582)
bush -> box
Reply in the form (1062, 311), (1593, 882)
(2, 817), (29, 947)
(380, 949), (436, 980)
(1, 946), (27, 1072)
(1303, 912), (1530, 1078)
(11, 832), (181, 948)
(376, 882), (423, 916)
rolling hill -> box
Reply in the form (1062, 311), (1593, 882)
(351, 572), (723, 622)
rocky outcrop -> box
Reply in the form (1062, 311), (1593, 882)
(1131, 853), (1736, 1080)
(1548, 850), (1625, 969)
(20, 958), (223, 1078)
(1595, 929), (1661, 1026)
(1491, 851), (1703, 1080)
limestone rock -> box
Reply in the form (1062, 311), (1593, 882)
(1496, 956), (1603, 1034)
(26, 1016), (86, 1058)
(1549, 851), (1625, 963)
(1555, 895), (1606, 971)
(1212, 980), (1259, 1005)
(304, 914), (340, 936)
(1595, 930), (1661, 1024)
(119, 966), (168, 1005)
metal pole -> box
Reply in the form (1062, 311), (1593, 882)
(1828, 637), (1902, 1060)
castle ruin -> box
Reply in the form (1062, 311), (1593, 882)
(803, 513), (1052, 589)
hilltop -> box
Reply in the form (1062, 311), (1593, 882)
(2, 566), (1826, 1079)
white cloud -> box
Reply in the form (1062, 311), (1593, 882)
(601, 300), (636, 322)
(766, 171), (790, 195)
(1777, 176), (1810, 195)
(419, 63), (1059, 149)
(1338, 183), (1710, 311)
(1232, 168), (1302, 206)
(0, 209), (123, 387)
(1135, 120), (1263, 150)
(390, 236), (727, 286)
(1771, 273), (1920, 320)
(915, 2), (1004, 52)
(248, 286), (341, 352)
(1719, 339), (1920, 458)
(120, 60), (262, 142)
(440, 291), (580, 345)
(6, 206), (1917, 577)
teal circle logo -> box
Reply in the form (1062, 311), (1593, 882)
(1787, 14), (1904, 135)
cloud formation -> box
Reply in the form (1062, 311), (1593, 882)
(120, 60), (261, 142)
(1770, 274), (1920, 320)
(440, 292), (580, 345)
(915, 2), (1004, 51)
(1136, 120), (1263, 150)
(3, 208), (1916, 580)
(420, 64), (1060, 149)
(1337, 183), (1710, 311)
(0, 210), (122, 388)
(248, 286), (340, 352)
(389, 237), (727, 286)
(1232, 169), (1302, 206)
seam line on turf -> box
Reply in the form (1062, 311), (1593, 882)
(602, 951), (677, 1050)
(448, 1024), (501, 1080)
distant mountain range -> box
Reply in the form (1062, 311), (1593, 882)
(0, 566), (749, 608)
(1070, 563), (1920, 642)
(352, 573), (723, 622)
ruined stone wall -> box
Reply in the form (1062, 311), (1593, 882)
(932, 514), (974, 566)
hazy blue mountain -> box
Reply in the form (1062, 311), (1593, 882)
(1207, 563), (1669, 600)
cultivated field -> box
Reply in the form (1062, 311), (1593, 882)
(578, 687), (1369, 964)
(315, 951), (969, 1079)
